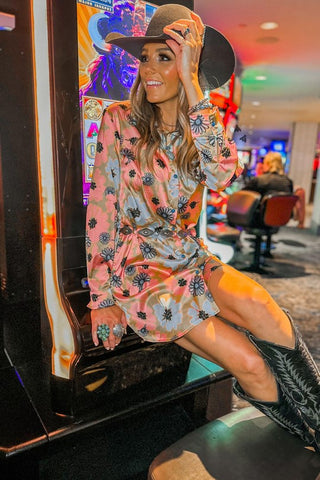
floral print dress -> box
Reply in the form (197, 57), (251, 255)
(86, 101), (243, 342)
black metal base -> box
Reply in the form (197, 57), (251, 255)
(50, 342), (192, 417)
(0, 453), (39, 480)
(0, 347), (232, 479)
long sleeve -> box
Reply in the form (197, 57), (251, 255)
(243, 177), (259, 192)
(86, 107), (121, 309)
(189, 106), (243, 191)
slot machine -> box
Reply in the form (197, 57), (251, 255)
(1, 2), (232, 448)
(3, 0), (228, 424)
(36, 0), (197, 417)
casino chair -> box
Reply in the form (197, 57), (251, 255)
(227, 190), (298, 273)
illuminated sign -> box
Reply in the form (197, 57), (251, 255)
(77, 0), (157, 204)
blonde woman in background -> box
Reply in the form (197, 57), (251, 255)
(245, 151), (293, 196)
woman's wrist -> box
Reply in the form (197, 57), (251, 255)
(188, 98), (213, 115)
(183, 78), (204, 108)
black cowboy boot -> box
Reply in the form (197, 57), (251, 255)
(246, 309), (320, 438)
(233, 380), (318, 450)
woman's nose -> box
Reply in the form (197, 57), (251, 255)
(143, 60), (157, 73)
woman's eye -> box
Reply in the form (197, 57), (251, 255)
(140, 55), (147, 63)
(159, 54), (170, 61)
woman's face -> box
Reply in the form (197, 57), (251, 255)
(139, 42), (180, 112)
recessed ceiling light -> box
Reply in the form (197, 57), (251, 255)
(255, 75), (267, 81)
(252, 101), (261, 106)
(260, 21), (279, 30)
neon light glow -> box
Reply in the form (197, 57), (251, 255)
(43, 239), (76, 377)
(31, 0), (75, 379)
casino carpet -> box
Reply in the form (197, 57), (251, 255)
(230, 224), (320, 410)
(233, 224), (320, 366)
(39, 224), (320, 479)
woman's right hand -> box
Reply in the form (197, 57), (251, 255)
(163, 12), (205, 95)
(91, 305), (127, 350)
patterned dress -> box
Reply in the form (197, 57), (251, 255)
(86, 101), (243, 342)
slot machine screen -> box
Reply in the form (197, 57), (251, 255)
(77, 0), (157, 205)
(269, 140), (286, 153)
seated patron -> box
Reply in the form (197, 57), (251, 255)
(244, 152), (293, 196)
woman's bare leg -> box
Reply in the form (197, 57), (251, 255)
(207, 263), (295, 348)
(175, 261), (299, 404)
(176, 315), (278, 402)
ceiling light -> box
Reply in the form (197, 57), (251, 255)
(260, 21), (279, 30)
(255, 75), (267, 81)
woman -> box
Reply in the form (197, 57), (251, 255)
(245, 151), (294, 196)
(86, 4), (320, 451)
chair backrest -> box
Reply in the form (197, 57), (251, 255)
(227, 190), (262, 227)
(261, 193), (298, 227)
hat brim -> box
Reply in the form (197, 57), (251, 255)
(105, 25), (235, 89)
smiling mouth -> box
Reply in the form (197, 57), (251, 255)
(145, 80), (163, 87)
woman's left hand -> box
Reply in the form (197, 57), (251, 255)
(163, 12), (205, 90)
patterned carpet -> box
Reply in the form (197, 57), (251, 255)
(231, 224), (320, 409)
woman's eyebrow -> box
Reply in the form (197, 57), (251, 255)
(141, 46), (172, 54)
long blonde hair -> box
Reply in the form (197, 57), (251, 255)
(130, 74), (199, 177)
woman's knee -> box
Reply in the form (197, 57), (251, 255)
(235, 347), (270, 382)
(250, 283), (272, 305)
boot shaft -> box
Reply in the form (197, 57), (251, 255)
(246, 310), (320, 432)
(233, 380), (316, 447)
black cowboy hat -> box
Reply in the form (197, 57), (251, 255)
(105, 3), (235, 89)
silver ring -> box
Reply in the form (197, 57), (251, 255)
(113, 324), (125, 338)
(182, 27), (190, 39)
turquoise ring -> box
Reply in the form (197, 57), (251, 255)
(97, 324), (110, 342)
